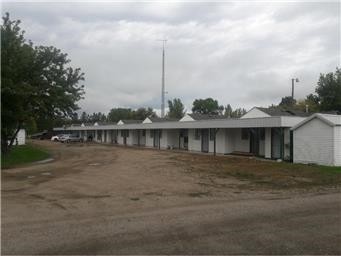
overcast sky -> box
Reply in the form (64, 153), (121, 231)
(3, 1), (340, 114)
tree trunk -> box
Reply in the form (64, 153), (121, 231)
(6, 122), (22, 153)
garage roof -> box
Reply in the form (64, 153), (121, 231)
(291, 113), (341, 130)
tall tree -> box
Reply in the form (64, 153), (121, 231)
(192, 98), (223, 115)
(231, 108), (247, 118)
(224, 104), (233, 117)
(315, 68), (341, 112)
(279, 96), (296, 107)
(107, 108), (133, 123)
(1, 13), (85, 153)
(80, 111), (89, 123)
(133, 107), (156, 120)
(167, 98), (185, 119)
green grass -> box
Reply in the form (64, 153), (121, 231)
(1, 144), (50, 169)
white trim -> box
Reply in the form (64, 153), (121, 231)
(291, 113), (339, 130)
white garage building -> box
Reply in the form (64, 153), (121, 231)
(292, 113), (341, 166)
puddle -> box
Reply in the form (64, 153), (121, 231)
(36, 158), (54, 164)
(41, 172), (51, 176)
(88, 163), (101, 166)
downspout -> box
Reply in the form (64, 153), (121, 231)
(290, 130), (293, 162)
(214, 128), (219, 156)
(280, 128), (284, 160)
(158, 130), (161, 150)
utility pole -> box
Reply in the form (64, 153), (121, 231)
(159, 39), (167, 118)
(291, 78), (299, 99)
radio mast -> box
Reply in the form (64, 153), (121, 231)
(159, 39), (167, 117)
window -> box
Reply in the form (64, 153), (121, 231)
(260, 128), (265, 140)
(121, 130), (129, 138)
(209, 129), (215, 141)
(194, 129), (201, 140)
(159, 130), (162, 138)
(241, 128), (249, 140)
(180, 129), (188, 137)
(142, 130), (146, 136)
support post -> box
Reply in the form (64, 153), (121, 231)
(158, 130), (161, 150)
(214, 128), (219, 156)
(290, 130), (293, 162)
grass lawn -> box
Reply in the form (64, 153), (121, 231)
(2, 144), (50, 169)
(172, 153), (341, 189)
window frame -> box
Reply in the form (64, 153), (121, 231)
(194, 129), (201, 140)
(241, 128), (249, 140)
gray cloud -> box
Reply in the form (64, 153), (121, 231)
(2, 1), (339, 114)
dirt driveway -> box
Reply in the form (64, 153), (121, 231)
(2, 141), (341, 254)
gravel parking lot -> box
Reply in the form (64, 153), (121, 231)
(2, 141), (341, 254)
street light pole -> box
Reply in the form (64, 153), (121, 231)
(291, 78), (299, 99)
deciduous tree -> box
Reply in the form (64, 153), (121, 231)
(167, 98), (185, 119)
(1, 13), (85, 153)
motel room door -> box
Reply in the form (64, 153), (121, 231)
(201, 129), (209, 153)
(153, 130), (160, 148)
(249, 128), (260, 156)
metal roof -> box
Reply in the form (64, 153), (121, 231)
(54, 116), (305, 131)
(188, 113), (227, 120)
(257, 107), (310, 117)
(291, 113), (341, 130)
(149, 117), (179, 122)
(120, 120), (143, 124)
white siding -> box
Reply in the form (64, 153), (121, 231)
(159, 130), (168, 149)
(188, 129), (201, 152)
(241, 108), (270, 119)
(334, 126), (341, 166)
(126, 131), (133, 145)
(283, 128), (291, 160)
(233, 129), (249, 152)
(223, 129), (249, 153)
(208, 129), (226, 154)
(117, 130), (123, 144)
(264, 128), (271, 158)
(225, 129), (235, 154)
(293, 118), (334, 166)
(259, 138), (265, 156)
(131, 130), (139, 145)
(179, 114), (195, 122)
(145, 130), (154, 147)
(166, 129), (179, 149)
(16, 129), (26, 145)
(143, 118), (152, 124)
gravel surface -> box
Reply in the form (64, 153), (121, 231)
(2, 141), (341, 255)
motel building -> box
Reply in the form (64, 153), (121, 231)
(54, 107), (341, 166)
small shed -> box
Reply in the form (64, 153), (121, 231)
(15, 129), (26, 145)
(291, 113), (341, 166)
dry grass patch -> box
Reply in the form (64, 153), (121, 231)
(171, 153), (341, 189)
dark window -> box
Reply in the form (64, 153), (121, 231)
(180, 129), (188, 137)
(159, 130), (162, 138)
(142, 130), (146, 136)
(121, 130), (129, 137)
(241, 128), (249, 140)
(260, 128), (265, 140)
(209, 129), (215, 141)
(194, 129), (201, 140)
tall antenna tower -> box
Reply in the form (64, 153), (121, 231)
(159, 39), (167, 117)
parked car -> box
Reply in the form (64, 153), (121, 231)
(51, 134), (67, 142)
(30, 130), (52, 140)
(59, 134), (83, 143)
